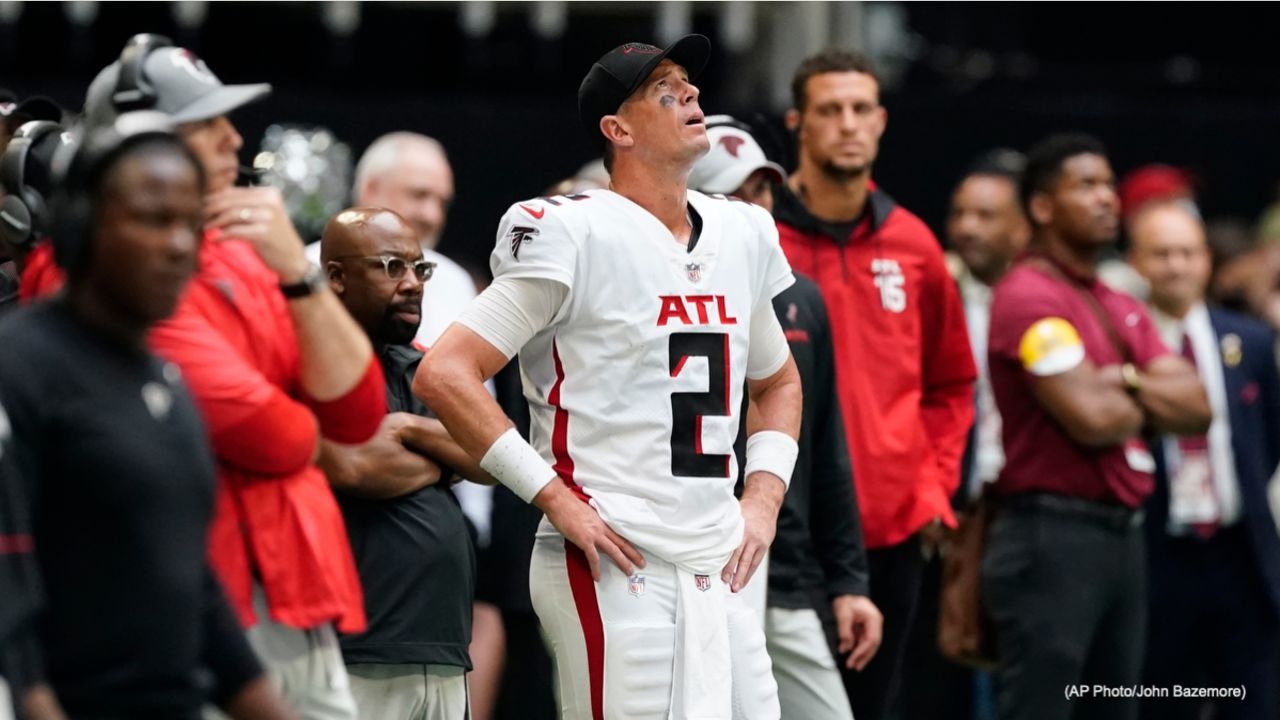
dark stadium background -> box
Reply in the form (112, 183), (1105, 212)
(4, 1), (1278, 273)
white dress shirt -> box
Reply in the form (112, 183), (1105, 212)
(960, 270), (1004, 494)
(1152, 302), (1242, 528)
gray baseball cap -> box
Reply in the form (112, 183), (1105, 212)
(84, 45), (271, 127)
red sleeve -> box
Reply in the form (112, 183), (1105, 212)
(149, 292), (320, 477)
(302, 356), (385, 445)
(17, 242), (65, 304)
(919, 239), (978, 497)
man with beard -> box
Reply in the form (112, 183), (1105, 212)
(771, 49), (977, 720)
(319, 207), (493, 720)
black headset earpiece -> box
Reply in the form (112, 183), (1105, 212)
(111, 33), (174, 113)
(49, 111), (178, 276)
(1, 120), (63, 249)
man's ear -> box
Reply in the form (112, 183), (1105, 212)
(784, 108), (801, 133)
(600, 114), (634, 150)
(325, 261), (345, 295)
(1029, 193), (1053, 228)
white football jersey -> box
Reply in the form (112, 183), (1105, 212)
(489, 188), (793, 572)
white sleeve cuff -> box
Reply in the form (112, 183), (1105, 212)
(479, 428), (558, 504)
(744, 430), (799, 490)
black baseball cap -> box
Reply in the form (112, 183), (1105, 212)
(578, 34), (711, 150)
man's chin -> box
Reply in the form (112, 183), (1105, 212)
(381, 320), (421, 346)
(819, 159), (869, 182)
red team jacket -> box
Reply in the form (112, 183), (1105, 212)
(149, 231), (385, 633)
(774, 185), (977, 549)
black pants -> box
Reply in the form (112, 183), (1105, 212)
(1141, 525), (1280, 720)
(898, 551), (977, 720)
(843, 534), (926, 720)
(493, 610), (557, 720)
(980, 494), (1146, 720)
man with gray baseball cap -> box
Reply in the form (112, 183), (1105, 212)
(84, 35), (270, 127)
(80, 34), (386, 720)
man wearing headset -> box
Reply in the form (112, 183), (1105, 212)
(0, 113), (294, 720)
(0, 120), (75, 308)
(82, 36), (386, 719)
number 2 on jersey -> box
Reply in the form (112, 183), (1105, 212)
(668, 332), (731, 478)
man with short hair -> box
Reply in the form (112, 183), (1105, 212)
(947, 150), (1031, 498)
(84, 35), (387, 719)
(773, 49), (978, 720)
(983, 134), (1210, 720)
(308, 132), (470, 347)
(1127, 201), (1280, 720)
(417, 35), (802, 719)
(690, 118), (881, 720)
(319, 207), (495, 720)
(0, 114), (292, 720)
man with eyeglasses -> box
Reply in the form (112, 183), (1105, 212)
(319, 207), (496, 720)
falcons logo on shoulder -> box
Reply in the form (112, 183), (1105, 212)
(509, 225), (538, 260)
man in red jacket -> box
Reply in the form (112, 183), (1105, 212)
(772, 49), (977, 720)
(83, 35), (386, 719)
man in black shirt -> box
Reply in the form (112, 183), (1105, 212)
(319, 207), (491, 720)
(692, 116), (881, 720)
(0, 117), (291, 719)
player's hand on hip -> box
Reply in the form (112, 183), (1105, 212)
(833, 594), (883, 671)
(535, 480), (645, 581)
(722, 471), (785, 593)
(204, 186), (310, 283)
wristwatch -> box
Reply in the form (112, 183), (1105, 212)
(279, 263), (327, 299)
(1120, 362), (1143, 395)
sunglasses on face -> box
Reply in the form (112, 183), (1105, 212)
(336, 255), (436, 283)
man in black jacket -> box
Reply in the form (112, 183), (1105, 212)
(319, 207), (495, 720)
(0, 115), (291, 720)
(693, 116), (882, 720)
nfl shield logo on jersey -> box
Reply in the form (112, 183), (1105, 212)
(628, 573), (646, 597)
(694, 574), (711, 592)
(686, 262), (703, 283)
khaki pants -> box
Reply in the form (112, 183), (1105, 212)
(765, 607), (855, 720)
(347, 664), (470, 720)
(207, 586), (358, 720)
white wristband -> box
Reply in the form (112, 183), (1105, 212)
(479, 428), (558, 504)
(744, 430), (799, 490)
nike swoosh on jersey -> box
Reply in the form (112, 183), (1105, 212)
(519, 203), (545, 219)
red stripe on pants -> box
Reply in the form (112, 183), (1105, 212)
(565, 540), (606, 720)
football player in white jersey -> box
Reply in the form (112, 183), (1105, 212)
(415, 35), (802, 720)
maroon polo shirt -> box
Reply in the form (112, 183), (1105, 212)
(988, 254), (1171, 508)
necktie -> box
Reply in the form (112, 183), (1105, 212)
(1176, 333), (1219, 538)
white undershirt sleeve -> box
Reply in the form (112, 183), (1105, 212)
(455, 275), (569, 359)
(746, 302), (790, 380)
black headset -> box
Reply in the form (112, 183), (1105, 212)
(111, 33), (174, 113)
(49, 111), (180, 276)
(0, 120), (64, 249)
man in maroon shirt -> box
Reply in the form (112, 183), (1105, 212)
(983, 133), (1210, 720)
(772, 49), (977, 720)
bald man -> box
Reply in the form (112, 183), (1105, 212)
(307, 133), (472, 347)
(318, 207), (493, 720)
(1128, 201), (1280, 720)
